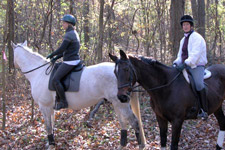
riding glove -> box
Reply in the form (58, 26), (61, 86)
(50, 57), (57, 64)
(50, 54), (63, 64)
(176, 63), (187, 72)
(172, 63), (177, 67)
(46, 53), (54, 59)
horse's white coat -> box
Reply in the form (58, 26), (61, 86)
(217, 130), (225, 148)
(12, 41), (146, 149)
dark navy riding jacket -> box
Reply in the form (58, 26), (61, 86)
(51, 26), (80, 61)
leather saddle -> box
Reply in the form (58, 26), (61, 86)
(182, 68), (211, 119)
(182, 69), (211, 84)
(48, 61), (84, 92)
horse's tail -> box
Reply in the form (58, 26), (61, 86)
(130, 91), (146, 146)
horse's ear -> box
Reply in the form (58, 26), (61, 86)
(22, 40), (27, 46)
(11, 41), (16, 49)
(119, 49), (127, 60)
(109, 53), (118, 62)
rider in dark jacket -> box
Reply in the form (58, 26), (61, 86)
(47, 14), (80, 110)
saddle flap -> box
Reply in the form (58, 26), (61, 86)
(183, 69), (211, 84)
(48, 62), (84, 92)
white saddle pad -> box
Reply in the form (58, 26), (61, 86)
(183, 69), (211, 84)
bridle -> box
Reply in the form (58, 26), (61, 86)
(115, 59), (138, 92)
(115, 59), (182, 92)
(14, 45), (54, 75)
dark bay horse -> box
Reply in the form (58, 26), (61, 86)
(109, 50), (225, 150)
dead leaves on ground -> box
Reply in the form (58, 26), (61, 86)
(0, 75), (223, 149)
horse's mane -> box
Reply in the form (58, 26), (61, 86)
(128, 54), (170, 68)
(139, 56), (157, 65)
(17, 44), (47, 62)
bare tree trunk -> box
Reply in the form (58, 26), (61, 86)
(206, 0), (210, 30)
(2, 47), (6, 130)
(70, 0), (76, 15)
(197, 0), (205, 38)
(219, 29), (222, 60)
(169, 0), (185, 62)
(155, 0), (165, 62)
(106, 7), (113, 56)
(83, 0), (90, 60)
(48, 0), (54, 51)
(212, 0), (219, 64)
(56, 0), (61, 30)
(126, 9), (139, 53)
(97, 0), (104, 63)
(191, 0), (198, 23)
(191, 0), (205, 38)
(7, 0), (15, 73)
(205, 0), (213, 64)
(108, 20), (113, 56)
(104, 1), (115, 56)
(140, 0), (150, 56)
(2, 4), (8, 129)
(37, 0), (54, 51)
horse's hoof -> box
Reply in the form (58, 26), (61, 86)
(48, 145), (55, 150)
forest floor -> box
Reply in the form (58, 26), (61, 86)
(0, 72), (222, 150)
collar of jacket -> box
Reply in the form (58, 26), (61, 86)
(184, 30), (194, 37)
(66, 26), (74, 32)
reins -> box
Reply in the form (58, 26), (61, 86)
(45, 63), (54, 75)
(146, 71), (181, 91)
(15, 44), (54, 75)
(130, 72), (181, 92)
(22, 62), (55, 75)
(125, 60), (181, 92)
(22, 62), (50, 74)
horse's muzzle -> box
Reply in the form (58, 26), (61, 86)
(117, 94), (130, 103)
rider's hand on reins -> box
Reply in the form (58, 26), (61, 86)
(50, 57), (57, 64)
(46, 53), (54, 59)
(176, 63), (187, 72)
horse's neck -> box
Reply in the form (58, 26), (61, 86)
(16, 47), (48, 82)
(133, 59), (174, 90)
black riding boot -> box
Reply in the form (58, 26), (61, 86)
(197, 88), (208, 120)
(53, 81), (68, 110)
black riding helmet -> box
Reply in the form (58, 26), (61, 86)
(180, 15), (194, 26)
(61, 14), (76, 26)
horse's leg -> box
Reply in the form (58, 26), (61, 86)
(156, 115), (168, 150)
(130, 92), (146, 149)
(112, 101), (141, 149)
(214, 106), (225, 150)
(170, 119), (184, 150)
(40, 106), (55, 149)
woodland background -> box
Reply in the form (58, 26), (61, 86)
(1, 0), (225, 149)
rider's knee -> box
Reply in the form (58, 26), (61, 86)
(52, 78), (60, 86)
(196, 83), (204, 91)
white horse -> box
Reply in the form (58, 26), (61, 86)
(11, 41), (146, 150)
